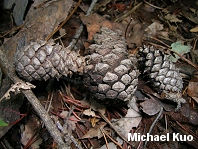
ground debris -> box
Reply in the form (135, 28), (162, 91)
(0, 0), (198, 149)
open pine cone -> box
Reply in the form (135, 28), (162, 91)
(15, 40), (85, 81)
(84, 27), (139, 104)
(138, 45), (186, 110)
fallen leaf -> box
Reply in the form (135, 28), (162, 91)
(127, 23), (144, 48)
(190, 26), (198, 32)
(83, 108), (96, 117)
(115, 3), (127, 11)
(187, 81), (198, 98)
(90, 99), (106, 115)
(170, 41), (191, 62)
(187, 71), (198, 104)
(90, 117), (100, 127)
(140, 99), (162, 115)
(112, 97), (142, 138)
(21, 115), (42, 148)
(0, 82), (36, 101)
(192, 97), (198, 104)
(81, 13), (128, 48)
(81, 13), (113, 41)
(82, 122), (107, 139)
(145, 22), (164, 36)
(0, 119), (8, 127)
(164, 14), (182, 23)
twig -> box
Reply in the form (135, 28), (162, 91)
(125, 18), (133, 39)
(52, 116), (83, 149)
(150, 36), (171, 48)
(170, 49), (198, 70)
(0, 23), (25, 38)
(176, 121), (198, 139)
(148, 37), (198, 70)
(143, 0), (164, 10)
(76, 124), (94, 147)
(46, 0), (82, 41)
(100, 128), (110, 149)
(67, 0), (98, 50)
(102, 129), (123, 149)
(144, 107), (163, 148)
(34, 0), (53, 9)
(115, 2), (142, 22)
(190, 38), (197, 64)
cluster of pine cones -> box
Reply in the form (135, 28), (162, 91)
(15, 27), (185, 109)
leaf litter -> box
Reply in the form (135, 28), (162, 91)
(1, 0), (198, 149)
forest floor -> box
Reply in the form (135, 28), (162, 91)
(0, 0), (198, 148)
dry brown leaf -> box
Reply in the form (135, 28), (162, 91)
(81, 13), (127, 48)
(90, 117), (100, 127)
(192, 97), (198, 103)
(89, 100), (106, 115)
(140, 99), (162, 115)
(145, 22), (169, 39)
(145, 22), (164, 36)
(0, 82), (36, 101)
(187, 81), (198, 98)
(82, 122), (107, 139)
(190, 26), (198, 32)
(112, 108), (142, 138)
(81, 13), (113, 41)
(164, 14), (182, 23)
(21, 115), (42, 148)
(127, 23), (144, 48)
(187, 73), (198, 104)
(83, 108), (96, 117)
(112, 97), (142, 138)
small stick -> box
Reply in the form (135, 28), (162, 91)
(144, 107), (163, 148)
(0, 23), (25, 38)
(176, 121), (198, 139)
(150, 36), (171, 48)
(143, 0), (164, 10)
(115, 2), (142, 22)
(102, 129), (123, 149)
(100, 128), (110, 149)
(149, 37), (198, 70)
(190, 38), (197, 64)
(170, 49), (198, 70)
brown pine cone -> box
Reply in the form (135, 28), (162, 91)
(15, 40), (85, 81)
(138, 45), (186, 110)
(84, 27), (139, 104)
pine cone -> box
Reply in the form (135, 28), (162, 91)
(84, 27), (139, 104)
(138, 45), (185, 110)
(15, 40), (85, 81)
